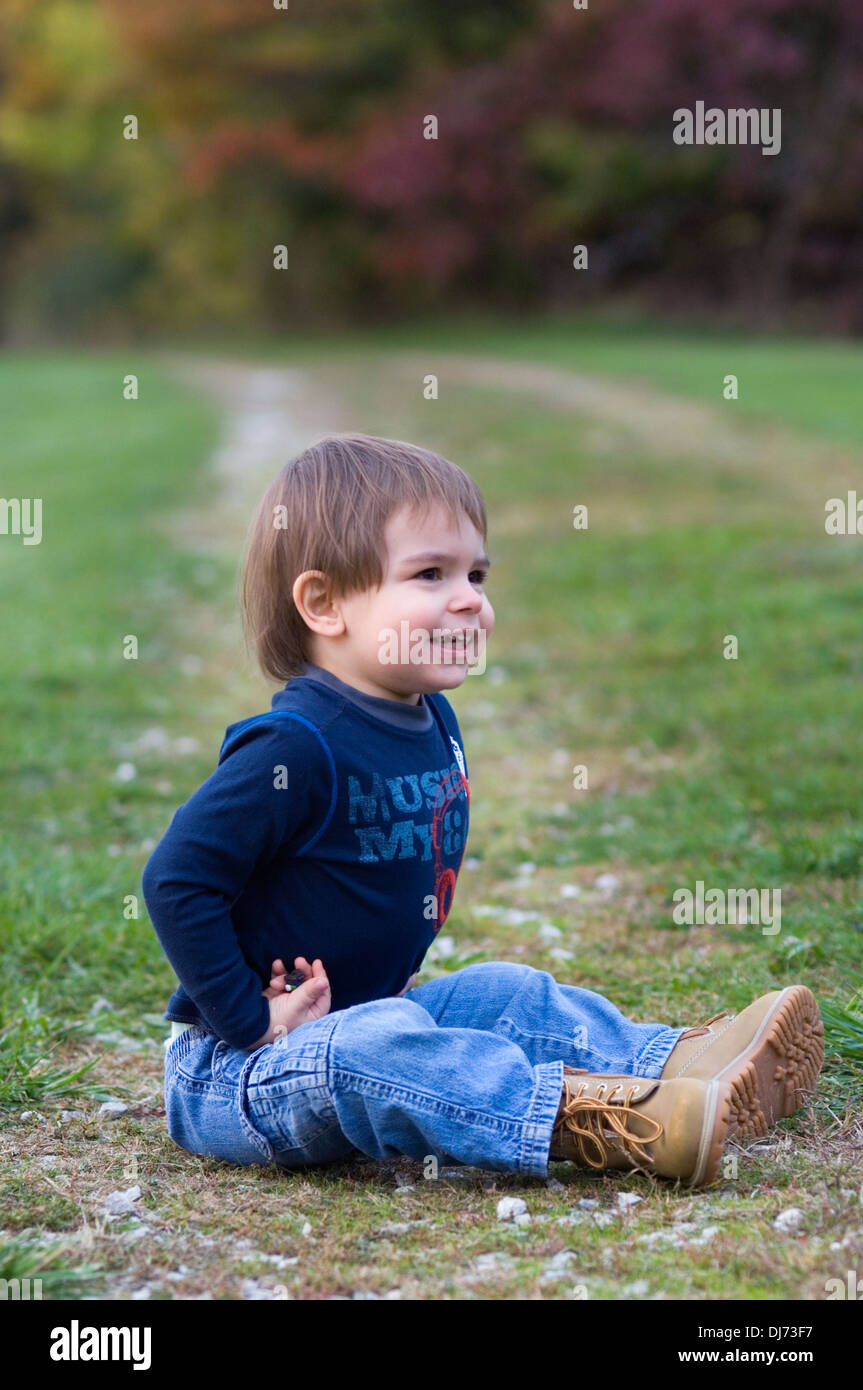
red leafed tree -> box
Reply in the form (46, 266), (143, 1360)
(342, 0), (863, 323)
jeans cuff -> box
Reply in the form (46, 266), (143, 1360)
(634, 1026), (687, 1078)
(518, 1058), (565, 1178)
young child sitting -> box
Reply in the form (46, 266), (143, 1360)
(142, 432), (824, 1187)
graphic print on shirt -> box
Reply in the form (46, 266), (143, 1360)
(431, 763), (470, 930)
(348, 747), (469, 932)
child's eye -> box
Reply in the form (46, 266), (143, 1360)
(414, 568), (488, 584)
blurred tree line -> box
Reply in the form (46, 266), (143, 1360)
(1, 0), (861, 340)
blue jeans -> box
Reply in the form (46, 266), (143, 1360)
(163, 962), (685, 1179)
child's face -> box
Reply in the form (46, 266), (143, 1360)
(303, 502), (495, 703)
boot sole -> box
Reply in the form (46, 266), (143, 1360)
(710, 985), (824, 1139)
(688, 987), (824, 1187)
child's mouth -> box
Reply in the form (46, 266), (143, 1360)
(436, 633), (471, 661)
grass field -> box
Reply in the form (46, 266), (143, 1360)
(1, 317), (861, 1300)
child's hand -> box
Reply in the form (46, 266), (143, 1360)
(260, 955), (331, 1044)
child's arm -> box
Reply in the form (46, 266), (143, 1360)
(142, 719), (331, 1050)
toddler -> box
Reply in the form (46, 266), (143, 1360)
(142, 433), (824, 1186)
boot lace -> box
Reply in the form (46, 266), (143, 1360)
(553, 1080), (664, 1169)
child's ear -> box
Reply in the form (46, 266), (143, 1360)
(292, 570), (344, 635)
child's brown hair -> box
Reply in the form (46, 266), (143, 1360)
(241, 432), (488, 684)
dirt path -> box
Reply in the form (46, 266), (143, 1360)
(387, 350), (860, 503)
(159, 349), (860, 523)
(158, 355), (351, 529)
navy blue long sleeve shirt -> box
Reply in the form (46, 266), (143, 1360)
(141, 663), (470, 1050)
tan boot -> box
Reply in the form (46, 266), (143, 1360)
(550, 1068), (735, 1187)
(660, 985), (824, 1135)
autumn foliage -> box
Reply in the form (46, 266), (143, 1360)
(1, 0), (861, 337)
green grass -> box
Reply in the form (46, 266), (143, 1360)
(0, 1233), (102, 1298)
(0, 354), (221, 1096)
(1, 324), (861, 1300)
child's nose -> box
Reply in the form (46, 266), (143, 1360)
(450, 582), (484, 611)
